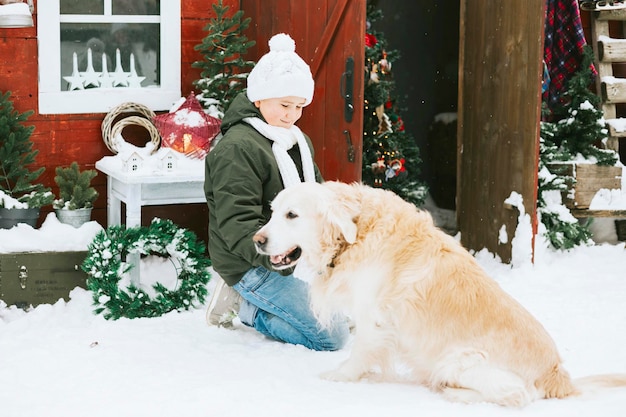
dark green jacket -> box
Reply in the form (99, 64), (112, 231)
(204, 93), (323, 285)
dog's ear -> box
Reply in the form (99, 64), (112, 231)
(322, 182), (359, 244)
(328, 209), (357, 244)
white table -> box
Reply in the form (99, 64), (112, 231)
(95, 156), (205, 228)
(95, 155), (206, 286)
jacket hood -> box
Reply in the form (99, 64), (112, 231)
(220, 93), (264, 134)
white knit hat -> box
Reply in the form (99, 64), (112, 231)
(246, 33), (314, 106)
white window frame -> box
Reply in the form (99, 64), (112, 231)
(37, 0), (180, 114)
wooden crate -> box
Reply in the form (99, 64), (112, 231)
(549, 163), (623, 209)
(0, 251), (88, 309)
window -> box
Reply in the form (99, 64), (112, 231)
(37, 0), (180, 114)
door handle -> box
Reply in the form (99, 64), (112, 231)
(341, 57), (354, 123)
(343, 130), (355, 163)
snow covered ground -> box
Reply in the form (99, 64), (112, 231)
(0, 207), (625, 417)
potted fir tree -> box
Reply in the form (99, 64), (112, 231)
(0, 90), (54, 229)
(53, 162), (99, 228)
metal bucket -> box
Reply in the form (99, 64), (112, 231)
(55, 208), (92, 228)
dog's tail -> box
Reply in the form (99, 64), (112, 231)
(571, 374), (626, 397)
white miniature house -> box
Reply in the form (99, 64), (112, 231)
(122, 151), (144, 173)
(160, 149), (178, 172)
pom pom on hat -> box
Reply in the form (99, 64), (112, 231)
(246, 33), (314, 106)
(268, 33), (296, 52)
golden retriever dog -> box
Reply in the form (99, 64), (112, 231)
(253, 181), (626, 407)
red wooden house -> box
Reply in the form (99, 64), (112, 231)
(0, 0), (365, 243)
(1, 0), (556, 263)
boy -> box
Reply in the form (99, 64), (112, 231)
(204, 33), (349, 351)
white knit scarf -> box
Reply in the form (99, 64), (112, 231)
(244, 117), (316, 188)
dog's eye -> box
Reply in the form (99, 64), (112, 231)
(286, 211), (298, 219)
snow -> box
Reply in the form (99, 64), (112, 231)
(588, 165), (626, 210)
(0, 3), (30, 17)
(607, 117), (626, 133)
(173, 107), (206, 127)
(0, 213), (102, 253)
(1, 200), (626, 416)
(590, 187), (626, 210)
(434, 112), (457, 124)
(0, 190), (29, 209)
(104, 139), (205, 177)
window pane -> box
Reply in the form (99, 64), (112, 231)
(60, 0), (103, 15)
(60, 23), (160, 90)
(112, 0), (160, 15)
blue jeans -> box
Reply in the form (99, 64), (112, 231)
(233, 266), (349, 351)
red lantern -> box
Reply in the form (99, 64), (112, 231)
(153, 92), (221, 159)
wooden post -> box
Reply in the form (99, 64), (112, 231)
(457, 0), (544, 263)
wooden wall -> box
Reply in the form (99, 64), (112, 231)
(0, 0), (239, 242)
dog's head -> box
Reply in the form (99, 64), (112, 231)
(253, 181), (359, 270)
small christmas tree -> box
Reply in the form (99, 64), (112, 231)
(536, 45), (615, 250)
(54, 162), (99, 210)
(537, 121), (592, 250)
(192, 0), (256, 117)
(548, 46), (618, 166)
(361, 2), (427, 206)
(0, 90), (53, 208)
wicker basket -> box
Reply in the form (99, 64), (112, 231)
(102, 102), (160, 154)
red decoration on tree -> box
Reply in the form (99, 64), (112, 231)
(153, 92), (221, 159)
(365, 33), (378, 48)
(395, 116), (405, 132)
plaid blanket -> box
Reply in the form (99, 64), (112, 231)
(543, 0), (596, 115)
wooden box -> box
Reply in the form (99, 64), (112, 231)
(549, 163), (622, 210)
(0, 251), (88, 309)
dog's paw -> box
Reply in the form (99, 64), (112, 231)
(320, 368), (362, 382)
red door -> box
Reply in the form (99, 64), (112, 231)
(241, 0), (366, 182)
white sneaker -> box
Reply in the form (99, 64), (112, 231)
(206, 276), (243, 328)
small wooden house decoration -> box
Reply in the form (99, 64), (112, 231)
(122, 151), (144, 173)
(159, 149), (178, 172)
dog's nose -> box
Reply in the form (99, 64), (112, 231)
(253, 233), (267, 251)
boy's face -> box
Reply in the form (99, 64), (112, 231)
(255, 96), (306, 129)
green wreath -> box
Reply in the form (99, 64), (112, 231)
(82, 218), (211, 320)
